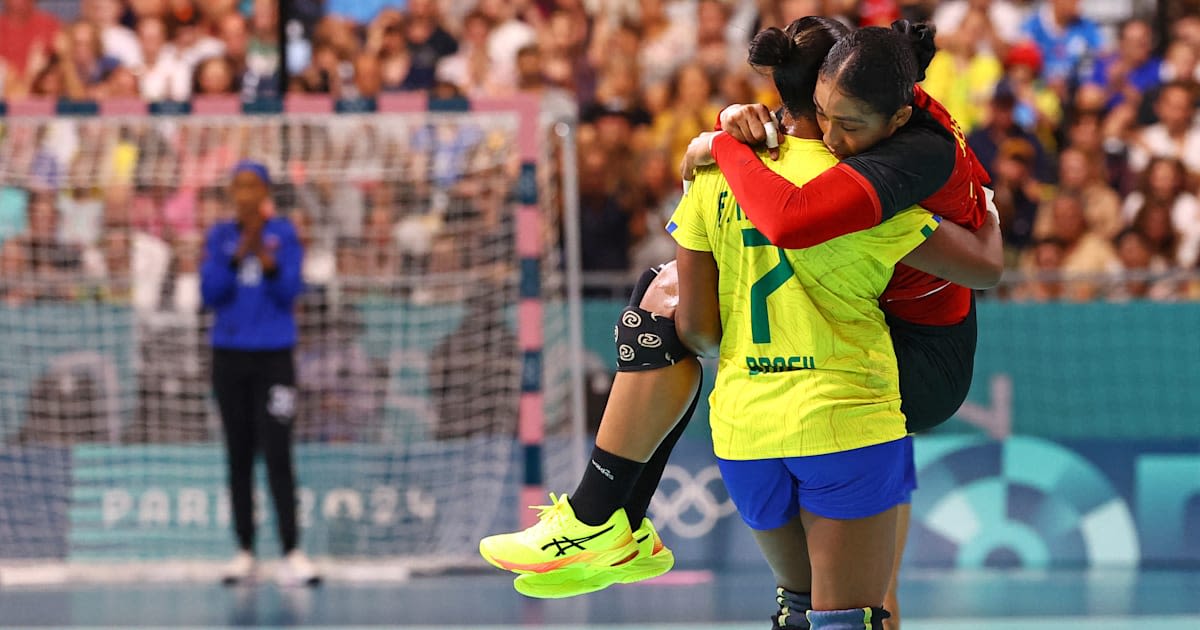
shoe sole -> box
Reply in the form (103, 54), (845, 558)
(512, 549), (675, 599)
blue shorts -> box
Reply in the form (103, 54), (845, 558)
(717, 437), (914, 530)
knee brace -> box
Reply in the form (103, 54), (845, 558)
(614, 266), (693, 372)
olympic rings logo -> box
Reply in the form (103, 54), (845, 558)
(649, 464), (738, 539)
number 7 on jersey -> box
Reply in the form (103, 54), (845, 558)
(742, 228), (792, 344)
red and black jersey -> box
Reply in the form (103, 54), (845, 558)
(710, 86), (991, 326)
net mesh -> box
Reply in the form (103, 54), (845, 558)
(0, 109), (581, 576)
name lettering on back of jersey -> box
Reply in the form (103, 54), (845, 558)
(746, 355), (816, 376)
(715, 190), (744, 227)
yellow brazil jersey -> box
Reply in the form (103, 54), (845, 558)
(668, 136), (941, 460)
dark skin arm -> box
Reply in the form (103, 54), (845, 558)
(674, 245), (722, 358)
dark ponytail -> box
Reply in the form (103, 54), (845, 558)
(819, 23), (935, 117)
(891, 19), (937, 81)
(748, 16), (849, 119)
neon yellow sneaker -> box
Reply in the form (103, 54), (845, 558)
(479, 493), (638, 575)
(512, 517), (675, 599)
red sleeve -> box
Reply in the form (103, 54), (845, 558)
(710, 132), (882, 249)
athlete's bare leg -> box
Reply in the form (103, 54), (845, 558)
(594, 359), (701, 462)
(883, 504), (911, 630)
(801, 507), (898, 611)
(596, 261), (702, 462)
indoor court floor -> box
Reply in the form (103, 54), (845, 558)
(2, 566), (1198, 628)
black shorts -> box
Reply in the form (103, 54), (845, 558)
(887, 293), (978, 434)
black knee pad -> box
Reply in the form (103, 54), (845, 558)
(614, 305), (693, 371)
(614, 265), (694, 372)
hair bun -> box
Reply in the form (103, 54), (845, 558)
(748, 27), (796, 69)
(890, 19), (937, 81)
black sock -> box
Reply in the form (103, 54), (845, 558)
(772, 588), (813, 629)
(624, 379), (701, 527)
(570, 446), (645, 526)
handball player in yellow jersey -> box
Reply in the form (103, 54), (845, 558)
(479, 18), (1002, 623)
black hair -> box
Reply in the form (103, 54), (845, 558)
(747, 16), (849, 119)
(818, 20), (937, 117)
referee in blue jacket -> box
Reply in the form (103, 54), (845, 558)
(201, 161), (317, 585)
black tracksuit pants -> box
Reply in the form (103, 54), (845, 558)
(211, 348), (299, 553)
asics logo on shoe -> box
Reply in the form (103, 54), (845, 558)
(540, 525), (615, 557)
(590, 459), (614, 480)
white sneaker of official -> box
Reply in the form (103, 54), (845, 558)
(221, 550), (256, 585)
(277, 550), (322, 587)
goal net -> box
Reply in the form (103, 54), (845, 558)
(0, 103), (584, 582)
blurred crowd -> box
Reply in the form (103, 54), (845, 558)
(2, 0), (1200, 303)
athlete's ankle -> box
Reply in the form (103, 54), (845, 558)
(570, 446), (645, 526)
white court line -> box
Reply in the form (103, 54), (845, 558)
(8, 618), (1200, 630)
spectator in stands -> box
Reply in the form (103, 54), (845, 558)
(1089, 18), (1162, 111)
(694, 0), (735, 78)
(652, 63), (719, 173)
(1128, 81), (1200, 175)
(57, 157), (104, 248)
(125, 0), (167, 22)
(1122, 157), (1200, 267)
(361, 206), (401, 279)
(428, 280), (518, 439)
(627, 149), (679, 273)
(932, 0), (1025, 50)
(164, 233), (202, 314)
(968, 85), (1053, 183)
(1013, 237), (1066, 302)
(539, 8), (593, 96)
(200, 160), (316, 586)
(992, 138), (1044, 255)
(1035, 146), (1123, 241)
(999, 42), (1061, 147)
(247, 0), (281, 93)
(290, 209), (334, 287)
(1047, 192), (1118, 300)
(0, 237), (35, 306)
(1108, 227), (1176, 301)
(577, 141), (632, 273)
(515, 44), (576, 122)
(435, 10), (494, 98)
(26, 193), (81, 273)
(1020, 0), (1106, 92)
(135, 16), (190, 101)
(84, 228), (132, 303)
(169, 2), (224, 72)
(0, 186), (29, 245)
(477, 0), (535, 90)
(192, 55), (239, 96)
(294, 294), (380, 443)
(83, 0), (142, 68)
(28, 20), (123, 100)
(0, 0), (60, 88)
(922, 6), (1003, 133)
(401, 0), (457, 91)
(1130, 202), (1184, 272)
